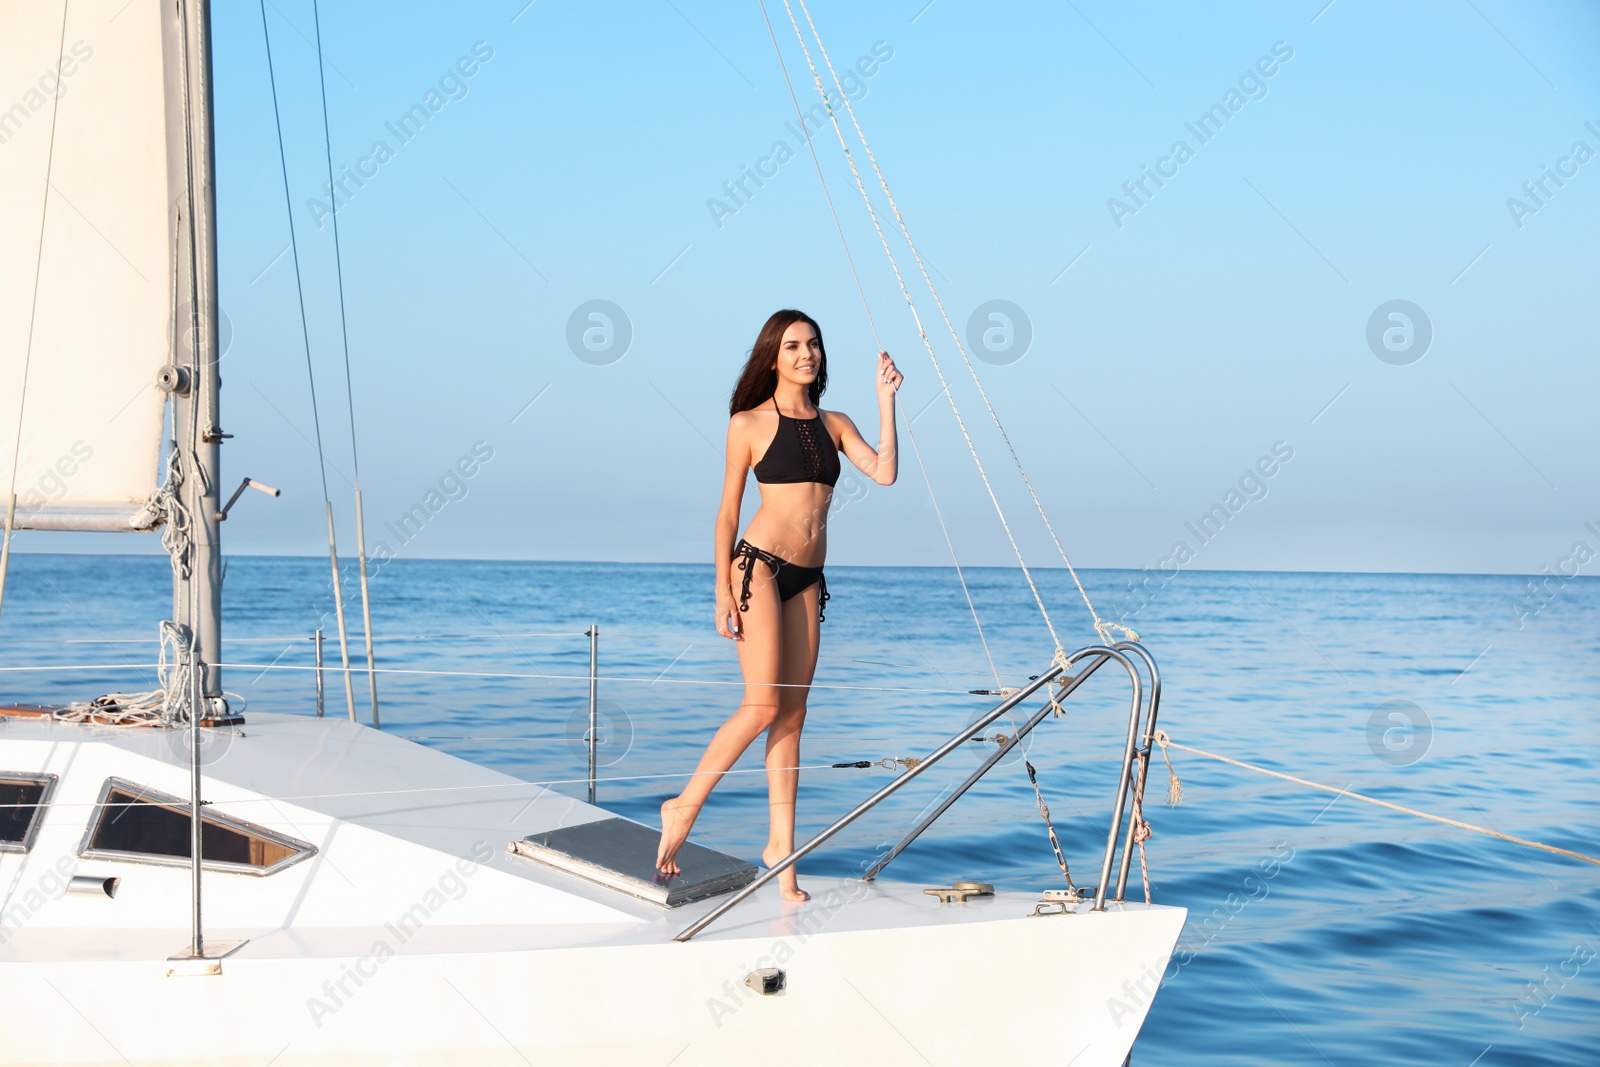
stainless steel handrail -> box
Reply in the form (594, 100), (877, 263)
(1086, 647), (1145, 909)
(673, 663), (1068, 942)
(859, 651), (1118, 882)
(673, 644), (1154, 942)
(1113, 642), (1163, 901)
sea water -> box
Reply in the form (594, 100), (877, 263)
(1, 554), (1595, 1065)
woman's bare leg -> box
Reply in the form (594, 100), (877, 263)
(761, 582), (821, 901)
(657, 563), (783, 875)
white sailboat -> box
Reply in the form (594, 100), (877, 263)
(0, 3), (1185, 1064)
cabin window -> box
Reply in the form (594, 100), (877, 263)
(0, 773), (56, 854)
(79, 778), (315, 876)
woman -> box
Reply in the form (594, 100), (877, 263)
(656, 309), (903, 902)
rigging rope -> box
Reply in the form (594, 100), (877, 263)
(0, 0), (72, 624)
(776, 3), (1058, 654)
(785, 0), (1135, 649)
(757, 0), (1004, 692)
(258, 0), (358, 722)
(155, 447), (193, 583)
(309, 0), (379, 729)
(1128, 749), (1154, 904)
(1153, 731), (1600, 867)
(761, 0), (1090, 880)
(756, 1), (880, 349)
(900, 411), (1003, 689)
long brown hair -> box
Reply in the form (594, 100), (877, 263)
(729, 309), (827, 416)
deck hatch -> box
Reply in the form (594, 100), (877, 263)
(78, 777), (315, 876)
(511, 817), (757, 908)
(0, 773), (57, 854)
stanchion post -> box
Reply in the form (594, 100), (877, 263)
(587, 624), (598, 805)
(314, 628), (325, 718)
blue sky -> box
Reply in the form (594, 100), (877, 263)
(26, 0), (1600, 574)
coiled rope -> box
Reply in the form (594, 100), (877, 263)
(153, 447), (192, 583)
(54, 622), (186, 727)
(52, 622), (243, 728)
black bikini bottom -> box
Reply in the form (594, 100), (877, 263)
(733, 539), (829, 622)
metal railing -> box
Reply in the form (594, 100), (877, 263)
(586, 625), (599, 805)
(1112, 642), (1163, 901)
(674, 642), (1162, 943)
(306, 623), (603, 801)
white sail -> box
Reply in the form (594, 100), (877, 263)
(0, 0), (190, 532)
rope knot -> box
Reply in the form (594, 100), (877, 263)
(1153, 730), (1184, 807)
(1094, 620), (1141, 644)
(1048, 647), (1074, 716)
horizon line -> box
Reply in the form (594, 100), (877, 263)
(7, 549), (1589, 582)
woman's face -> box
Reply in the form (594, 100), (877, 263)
(773, 321), (822, 386)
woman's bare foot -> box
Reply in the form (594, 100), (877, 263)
(657, 797), (698, 877)
(762, 844), (811, 902)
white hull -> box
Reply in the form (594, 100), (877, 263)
(0, 713), (1183, 1065)
(6, 896), (1181, 1066)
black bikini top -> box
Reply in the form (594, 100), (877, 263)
(753, 397), (841, 487)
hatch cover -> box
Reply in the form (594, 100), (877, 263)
(510, 817), (758, 908)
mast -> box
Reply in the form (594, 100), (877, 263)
(174, 0), (225, 715)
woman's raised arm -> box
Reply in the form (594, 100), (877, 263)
(831, 351), (903, 486)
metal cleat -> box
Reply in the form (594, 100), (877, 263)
(924, 880), (994, 903)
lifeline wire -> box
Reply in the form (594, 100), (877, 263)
(2, 742), (1593, 871)
(212, 661), (979, 694)
(0, 761), (897, 810)
(0, 658), (984, 694)
(0, 629), (1009, 677)
(0, 0), (72, 623)
(258, 0), (357, 721)
(12, 733), (1582, 869)
(309, 0), (379, 728)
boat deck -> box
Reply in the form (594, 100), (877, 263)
(0, 711), (1174, 962)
